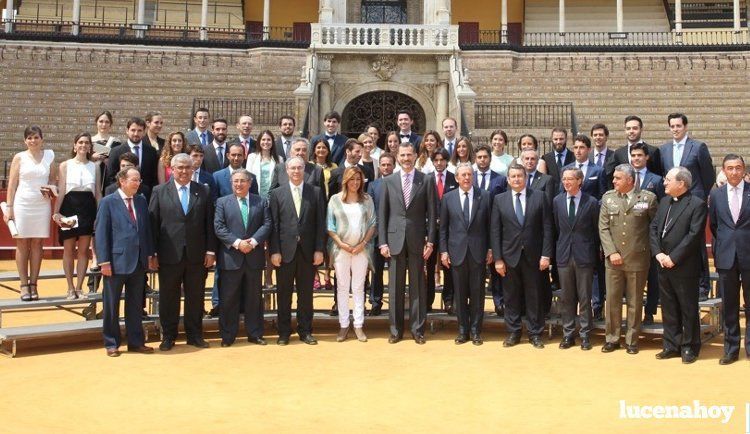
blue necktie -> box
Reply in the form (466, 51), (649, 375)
(217, 146), (224, 166)
(481, 172), (487, 190)
(179, 186), (189, 214)
(200, 132), (207, 146)
(557, 153), (564, 168)
(462, 191), (470, 224)
(515, 192), (524, 225)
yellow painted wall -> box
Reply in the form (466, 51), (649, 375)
(451, 0), (525, 29)
(244, 0), (318, 26)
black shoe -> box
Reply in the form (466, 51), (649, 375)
(159, 339), (175, 351)
(277, 337), (289, 346)
(247, 337), (267, 345)
(300, 334), (318, 345)
(719, 353), (739, 365)
(454, 335), (468, 345)
(471, 334), (483, 346)
(682, 349), (697, 364)
(698, 292), (709, 302)
(329, 303), (338, 316)
(388, 335), (401, 344)
(413, 334), (426, 345)
(593, 308), (604, 321)
(495, 306), (504, 317)
(580, 338), (592, 351)
(601, 342), (621, 353)
(655, 349), (680, 360)
(208, 307), (220, 318)
(187, 338), (210, 348)
(626, 344), (639, 355)
(368, 306), (382, 316)
(220, 340), (233, 347)
(141, 310), (149, 320)
(444, 302), (454, 315)
(529, 336), (544, 349)
(503, 333), (521, 347)
(559, 337), (575, 349)
(642, 313), (654, 326)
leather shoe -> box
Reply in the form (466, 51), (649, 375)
(529, 336), (544, 349)
(503, 333), (521, 347)
(682, 349), (697, 364)
(471, 334), (483, 346)
(444, 302), (454, 315)
(159, 339), (175, 351)
(495, 306), (504, 317)
(580, 338), (592, 351)
(388, 335), (401, 344)
(719, 353), (739, 365)
(127, 345), (154, 354)
(642, 313), (654, 326)
(220, 340), (233, 347)
(187, 338), (209, 349)
(368, 306), (382, 316)
(601, 342), (621, 353)
(300, 334), (318, 345)
(559, 337), (575, 349)
(329, 303), (338, 316)
(454, 335), (468, 345)
(207, 307), (220, 318)
(276, 337), (289, 346)
(247, 337), (267, 345)
(626, 344), (639, 355)
(106, 348), (120, 357)
(655, 349), (680, 360)
(413, 334), (426, 345)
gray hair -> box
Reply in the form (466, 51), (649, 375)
(520, 149), (539, 159)
(170, 153), (191, 168)
(455, 162), (473, 175)
(562, 167), (583, 181)
(230, 168), (252, 181)
(669, 166), (692, 188)
(615, 163), (635, 180)
(292, 138), (310, 159)
(285, 156), (306, 168)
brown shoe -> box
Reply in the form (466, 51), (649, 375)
(106, 348), (121, 357)
(354, 327), (367, 342)
(127, 345), (154, 354)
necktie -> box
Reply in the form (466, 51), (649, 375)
(635, 171), (642, 192)
(481, 172), (487, 190)
(133, 145), (140, 167)
(447, 141), (454, 156)
(463, 191), (470, 224)
(217, 146), (224, 166)
(568, 196), (576, 226)
(596, 153), (604, 167)
(674, 143), (684, 166)
(200, 132), (207, 146)
(515, 192), (524, 225)
(437, 172), (444, 199)
(292, 186), (302, 218)
(242, 139), (248, 154)
(284, 140), (291, 157)
(125, 197), (136, 224)
(179, 185), (189, 214)
(557, 153), (564, 168)
(240, 197), (249, 228)
(192, 171), (198, 182)
(730, 187), (741, 223)
(527, 173), (533, 188)
(403, 172), (412, 208)
(578, 162), (585, 178)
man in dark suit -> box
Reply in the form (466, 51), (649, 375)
(650, 167), (707, 364)
(328, 139), (374, 199)
(605, 115), (663, 188)
(522, 149), (558, 206)
(275, 115), (298, 161)
(542, 127), (575, 182)
(104, 152), (152, 199)
(148, 154), (216, 351)
(213, 143), (258, 198)
(95, 168), (155, 357)
(553, 167), (600, 350)
(491, 163), (553, 349)
(185, 107), (213, 146)
(396, 109), (422, 153)
(201, 119), (231, 174)
(144, 111), (165, 153)
(310, 111), (348, 166)
(561, 134), (606, 200)
(269, 157), (327, 345)
(378, 142), (437, 344)
(708, 154), (750, 365)
(270, 138), (325, 190)
(214, 169), (273, 347)
(228, 115), (256, 156)
(590, 123), (614, 173)
(440, 163), (492, 345)
(106, 117), (158, 190)
(187, 144), (218, 202)
(366, 152), (396, 316)
(427, 148), (458, 313)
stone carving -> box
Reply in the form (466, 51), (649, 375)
(371, 55), (398, 81)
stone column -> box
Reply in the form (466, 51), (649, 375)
(262, 0), (270, 40)
(72, 0), (81, 35)
(200, 0), (208, 41)
(319, 0), (333, 23)
(4, 0), (14, 34)
(616, 0), (623, 32)
(436, 55), (450, 126)
(733, 0), (741, 30)
(559, 0), (565, 34)
(136, 0), (146, 38)
(501, 0), (508, 43)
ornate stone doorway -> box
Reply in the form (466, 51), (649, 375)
(341, 90), (426, 147)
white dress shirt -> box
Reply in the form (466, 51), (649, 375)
(459, 187), (474, 220)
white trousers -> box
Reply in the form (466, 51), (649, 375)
(334, 250), (368, 328)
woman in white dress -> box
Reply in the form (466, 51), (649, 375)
(4, 126), (57, 301)
(416, 130), (442, 174)
(489, 129), (515, 176)
(53, 133), (102, 299)
(246, 130), (282, 201)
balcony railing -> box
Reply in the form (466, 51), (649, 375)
(310, 23), (459, 52)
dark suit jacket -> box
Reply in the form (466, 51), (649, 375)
(270, 162), (325, 191)
(185, 129), (213, 147)
(310, 133), (348, 166)
(274, 136), (298, 161)
(439, 188), (491, 266)
(490, 188), (553, 268)
(650, 193), (707, 276)
(529, 171), (558, 206)
(148, 181), (217, 265)
(143, 136), (165, 154)
(201, 143), (231, 174)
(590, 148), (615, 186)
(398, 132), (422, 153)
(268, 183), (327, 263)
(552, 192), (600, 267)
(377, 170), (437, 255)
(212, 167), (258, 198)
(214, 193), (272, 271)
(639, 170), (665, 200)
(195, 168), (219, 201)
(106, 142), (159, 189)
(560, 162), (606, 200)
(94, 192), (154, 275)
(434, 170), (459, 213)
(104, 183), (151, 201)
(708, 182), (750, 271)
(607, 142), (663, 184)
(474, 170), (508, 201)
(542, 148), (575, 182)
(660, 138), (715, 200)
(327, 163), (374, 199)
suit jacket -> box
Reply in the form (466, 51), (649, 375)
(397, 132), (422, 153)
(106, 142), (159, 189)
(490, 188), (553, 268)
(660, 138), (715, 199)
(378, 170), (437, 255)
(310, 133), (348, 166)
(268, 183), (327, 262)
(542, 148), (575, 181)
(474, 170), (508, 203)
(143, 136), (165, 154)
(638, 170), (665, 200)
(708, 182), (750, 271)
(552, 192), (600, 267)
(228, 136), (256, 156)
(94, 192), (154, 275)
(598, 188), (658, 271)
(434, 170), (459, 213)
(560, 162), (606, 200)
(607, 142), (663, 185)
(201, 143), (231, 174)
(104, 183), (151, 201)
(590, 148), (615, 186)
(528, 171), (558, 206)
(148, 181), (217, 265)
(212, 167), (258, 198)
(195, 168), (218, 201)
(185, 129), (213, 147)
(327, 163), (374, 199)
(270, 162), (325, 191)
(649, 193), (707, 277)
(214, 193), (272, 271)
(274, 136), (298, 161)
(439, 188), (491, 266)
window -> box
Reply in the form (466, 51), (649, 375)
(361, 0), (407, 24)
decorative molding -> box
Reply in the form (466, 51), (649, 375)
(371, 55), (398, 80)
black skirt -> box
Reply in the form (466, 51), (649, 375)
(58, 191), (96, 244)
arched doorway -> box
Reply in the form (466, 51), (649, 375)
(341, 91), (426, 147)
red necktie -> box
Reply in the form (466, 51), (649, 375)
(125, 197), (136, 223)
(437, 172), (444, 199)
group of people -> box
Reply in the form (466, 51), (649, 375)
(3, 108), (747, 365)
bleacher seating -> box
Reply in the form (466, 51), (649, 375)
(666, 1), (748, 29)
(525, 0), (670, 33)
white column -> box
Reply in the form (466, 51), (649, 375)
(262, 0), (270, 40)
(616, 0), (623, 32)
(733, 0), (741, 30)
(72, 0), (81, 35)
(559, 0), (565, 34)
(136, 0), (146, 38)
(675, 0), (683, 33)
(5, 0), (15, 34)
(319, 0), (333, 24)
(200, 0), (208, 41)
(501, 0), (508, 43)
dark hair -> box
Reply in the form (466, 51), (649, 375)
(517, 134), (538, 151)
(95, 110), (113, 125)
(474, 143), (492, 156)
(119, 152), (139, 166)
(193, 107), (210, 118)
(323, 111), (341, 122)
(432, 148), (450, 161)
(227, 142), (246, 156)
(255, 129), (280, 161)
(418, 130), (443, 167)
(450, 136), (476, 166)
(365, 124), (380, 134)
(311, 138), (332, 167)
(71, 132), (93, 159)
(667, 113), (688, 126)
(490, 129), (508, 145)
(24, 125), (43, 139)
(590, 123), (609, 136)
(343, 138), (362, 153)
(379, 152), (396, 165)
(212, 118), (228, 128)
(145, 111), (162, 123)
(507, 163), (526, 177)
(629, 142), (650, 156)
(385, 131), (400, 152)
(279, 115), (295, 127)
(573, 134), (591, 148)
(551, 127), (568, 138)
(341, 166), (366, 203)
(624, 115), (643, 127)
(723, 153), (745, 167)
(397, 109), (412, 120)
(126, 117), (146, 129)
(186, 144), (204, 155)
